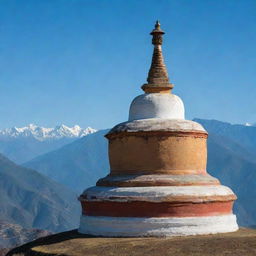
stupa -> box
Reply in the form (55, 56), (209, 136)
(78, 21), (238, 237)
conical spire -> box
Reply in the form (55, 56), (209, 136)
(142, 21), (174, 93)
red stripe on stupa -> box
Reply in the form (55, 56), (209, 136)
(81, 201), (233, 218)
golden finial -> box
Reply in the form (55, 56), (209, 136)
(141, 21), (174, 93)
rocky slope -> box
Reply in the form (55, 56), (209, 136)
(0, 221), (51, 249)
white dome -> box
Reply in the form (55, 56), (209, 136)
(128, 93), (185, 121)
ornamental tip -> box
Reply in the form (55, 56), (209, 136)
(150, 20), (165, 37)
(141, 21), (174, 93)
(155, 20), (160, 29)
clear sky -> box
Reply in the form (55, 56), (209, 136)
(0, 0), (255, 129)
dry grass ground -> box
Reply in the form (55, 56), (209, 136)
(6, 228), (256, 256)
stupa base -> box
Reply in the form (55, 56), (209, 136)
(79, 214), (238, 237)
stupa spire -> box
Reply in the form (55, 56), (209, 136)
(142, 21), (174, 93)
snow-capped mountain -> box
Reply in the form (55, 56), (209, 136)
(0, 124), (97, 141)
(244, 122), (256, 127)
(0, 124), (97, 164)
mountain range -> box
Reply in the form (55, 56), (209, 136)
(0, 124), (96, 140)
(0, 124), (96, 164)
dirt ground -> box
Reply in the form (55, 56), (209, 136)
(6, 228), (256, 256)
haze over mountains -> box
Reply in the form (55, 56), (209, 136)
(0, 154), (80, 231)
(0, 124), (96, 164)
(24, 130), (109, 192)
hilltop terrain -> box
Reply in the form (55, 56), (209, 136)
(6, 228), (256, 256)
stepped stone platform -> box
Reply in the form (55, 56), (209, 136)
(7, 228), (256, 256)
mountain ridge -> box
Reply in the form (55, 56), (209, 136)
(24, 129), (110, 193)
(0, 124), (97, 164)
(0, 124), (96, 141)
(0, 153), (80, 235)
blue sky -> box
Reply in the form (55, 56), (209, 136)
(0, 0), (255, 129)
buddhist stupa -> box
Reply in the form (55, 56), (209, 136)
(78, 21), (238, 237)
